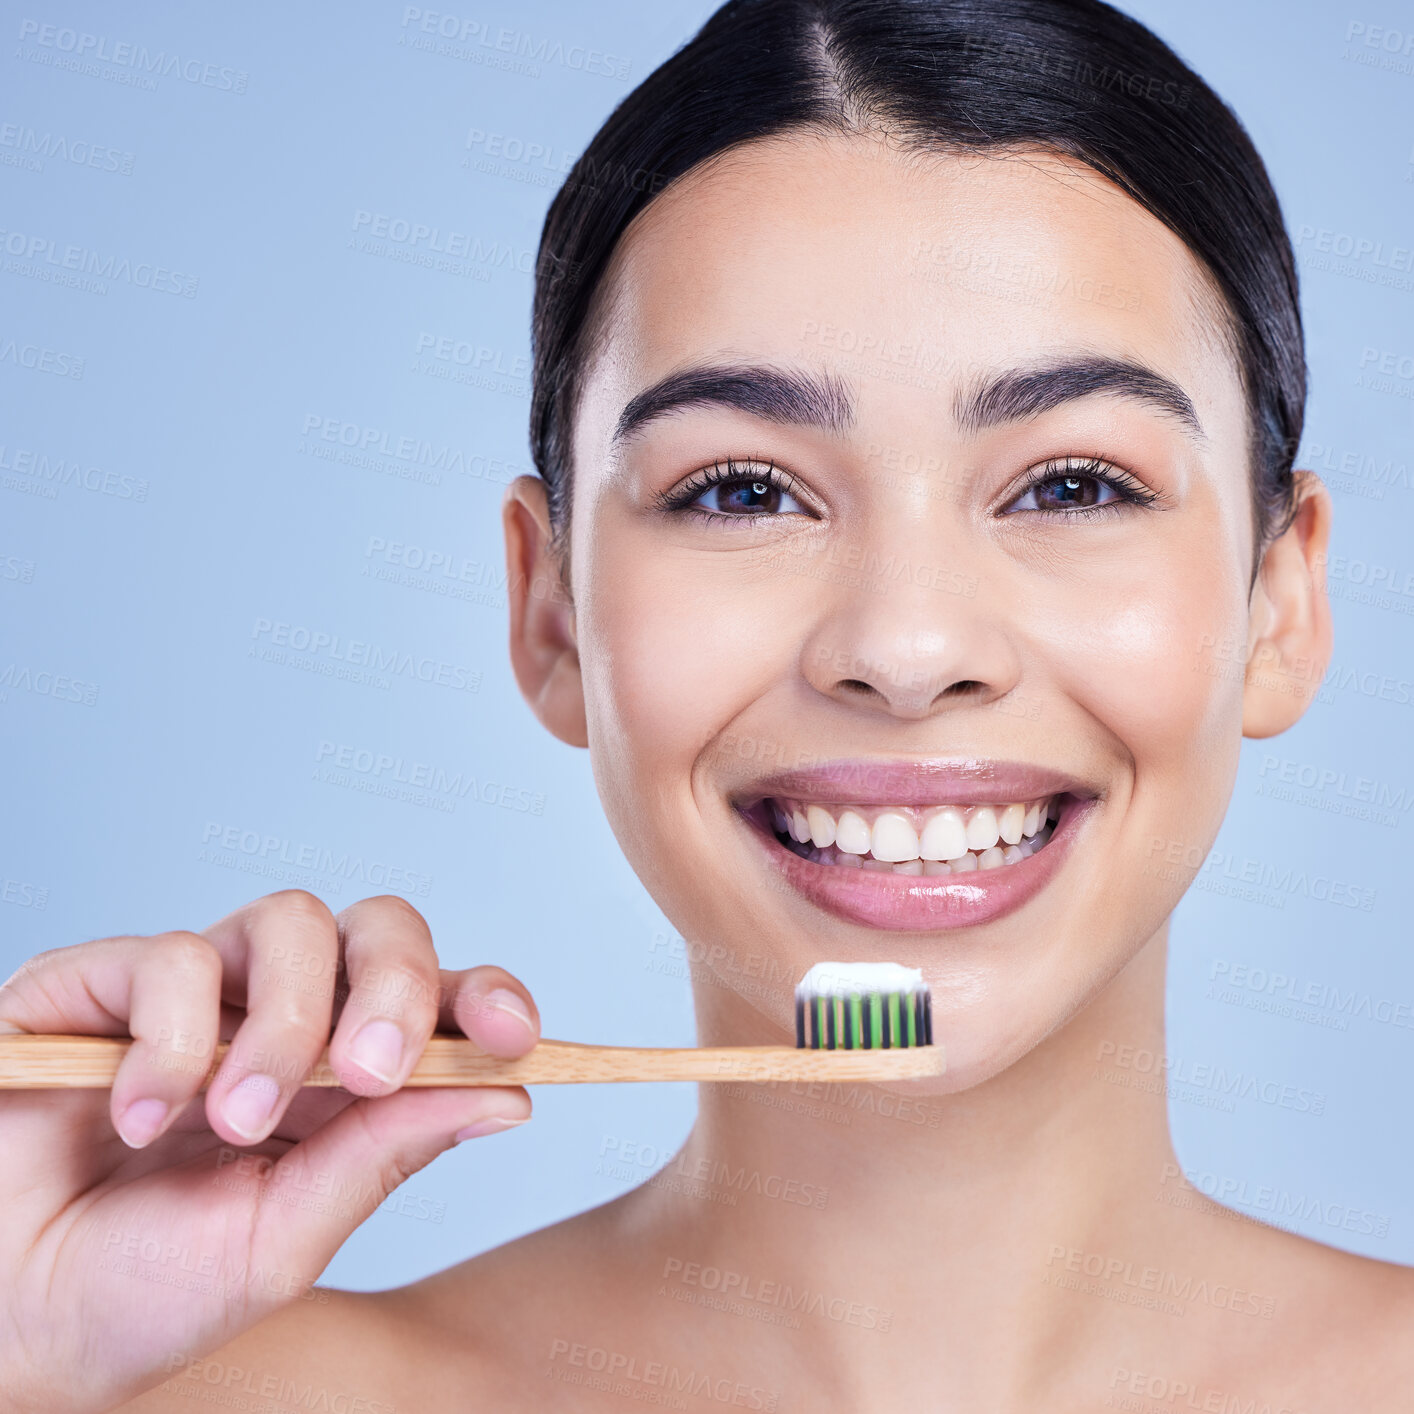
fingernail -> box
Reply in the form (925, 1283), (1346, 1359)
(483, 988), (534, 1035)
(348, 1019), (405, 1086)
(223, 1073), (281, 1140)
(116, 1097), (168, 1149)
(454, 1114), (528, 1142)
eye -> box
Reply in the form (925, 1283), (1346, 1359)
(1001, 456), (1160, 518)
(656, 457), (813, 521)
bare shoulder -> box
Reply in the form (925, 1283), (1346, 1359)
(1265, 1220), (1414, 1355)
(114, 1193), (652, 1414)
(387, 1188), (680, 1413)
(112, 1285), (449, 1412)
(1174, 1197), (1414, 1407)
(403, 1196), (645, 1359)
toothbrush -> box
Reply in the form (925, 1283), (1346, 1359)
(0, 962), (943, 1088)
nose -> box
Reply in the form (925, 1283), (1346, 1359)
(799, 535), (1022, 720)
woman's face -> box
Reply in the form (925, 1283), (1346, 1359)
(525, 133), (1288, 1089)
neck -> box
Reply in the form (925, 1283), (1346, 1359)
(644, 923), (1181, 1405)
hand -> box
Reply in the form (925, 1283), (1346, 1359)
(0, 890), (538, 1414)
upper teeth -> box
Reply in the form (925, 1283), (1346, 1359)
(771, 797), (1057, 860)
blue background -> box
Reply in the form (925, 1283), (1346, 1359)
(1, 0), (1411, 1287)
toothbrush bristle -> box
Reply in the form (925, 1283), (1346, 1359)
(794, 962), (933, 1050)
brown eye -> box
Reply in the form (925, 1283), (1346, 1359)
(687, 470), (807, 516)
(1004, 467), (1126, 515)
(712, 477), (778, 512)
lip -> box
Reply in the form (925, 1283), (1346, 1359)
(732, 758), (1099, 933)
(736, 757), (1096, 808)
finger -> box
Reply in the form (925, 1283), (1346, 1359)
(0, 937), (150, 1036)
(0, 934), (223, 1150)
(110, 934), (224, 1147)
(231, 1085), (532, 1296)
(435, 964), (540, 1058)
(198, 888), (342, 1013)
(326, 895), (441, 1097)
(200, 890), (340, 1146)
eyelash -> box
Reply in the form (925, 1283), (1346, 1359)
(654, 454), (1161, 524)
(1004, 456), (1163, 521)
(653, 456), (811, 524)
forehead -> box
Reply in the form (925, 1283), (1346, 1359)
(572, 132), (1241, 468)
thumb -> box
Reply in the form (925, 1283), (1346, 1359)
(229, 1085), (530, 1285)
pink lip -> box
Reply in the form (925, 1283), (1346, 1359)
(738, 757), (1096, 808)
(732, 759), (1099, 932)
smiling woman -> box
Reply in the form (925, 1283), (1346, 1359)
(503, 109), (1306, 1071)
(1, 2), (1406, 1412)
(490, 0), (1406, 1401)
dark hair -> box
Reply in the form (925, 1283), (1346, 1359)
(530, 0), (1305, 575)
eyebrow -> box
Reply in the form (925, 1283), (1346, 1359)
(611, 362), (855, 446)
(954, 356), (1205, 439)
(610, 353), (1204, 448)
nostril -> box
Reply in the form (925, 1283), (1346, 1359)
(840, 679), (879, 696)
(940, 680), (985, 697)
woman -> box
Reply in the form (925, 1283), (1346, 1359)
(3, 1), (1403, 1409)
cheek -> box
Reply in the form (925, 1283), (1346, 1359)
(577, 540), (795, 809)
(1036, 552), (1247, 786)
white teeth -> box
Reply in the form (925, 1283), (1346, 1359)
(919, 807), (968, 861)
(767, 796), (1061, 875)
(965, 807), (1000, 852)
(806, 805), (836, 848)
(870, 811), (920, 862)
(835, 809), (872, 855)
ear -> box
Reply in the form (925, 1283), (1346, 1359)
(502, 475), (588, 748)
(1242, 470), (1335, 739)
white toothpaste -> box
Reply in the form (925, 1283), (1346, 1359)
(799, 961), (925, 996)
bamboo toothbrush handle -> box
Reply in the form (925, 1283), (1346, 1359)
(0, 1034), (945, 1088)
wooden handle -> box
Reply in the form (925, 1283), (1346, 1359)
(0, 1033), (945, 1088)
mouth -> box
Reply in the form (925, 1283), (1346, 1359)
(732, 760), (1097, 932)
(759, 795), (1059, 873)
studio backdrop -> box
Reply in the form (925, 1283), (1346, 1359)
(2, 0), (1412, 1290)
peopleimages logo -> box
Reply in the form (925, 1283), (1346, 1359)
(0, 227), (198, 296)
(0, 443), (148, 501)
(249, 618), (482, 693)
(350, 211), (535, 271)
(199, 824), (433, 898)
(299, 414), (519, 486)
(0, 336), (83, 378)
(0, 123), (136, 175)
(1095, 1041), (1327, 1116)
(397, 7), (632, 81)
(314, 740), (545, 816)
(15, 19), (249, 92)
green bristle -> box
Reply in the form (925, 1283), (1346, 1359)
(797, 963), (931, 1050)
